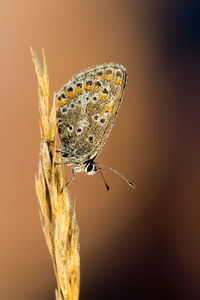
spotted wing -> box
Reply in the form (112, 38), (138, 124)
(56, 63), (127, 167)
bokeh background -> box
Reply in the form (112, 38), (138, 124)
(1, 0), (200, 299)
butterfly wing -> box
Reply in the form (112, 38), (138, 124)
(56, 63), (127, 169)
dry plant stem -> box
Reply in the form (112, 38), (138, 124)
(31, 48), (80, 300)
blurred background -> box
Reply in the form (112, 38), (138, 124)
(1, 0), (200, 299)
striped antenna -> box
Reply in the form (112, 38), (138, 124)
(96, 163), (136, 188)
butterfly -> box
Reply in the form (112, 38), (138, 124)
(56, 63), (135, 190)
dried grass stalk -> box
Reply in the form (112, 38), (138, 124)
(31, 48), (80, 300)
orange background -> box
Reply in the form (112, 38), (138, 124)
(1, 0), (200, 299)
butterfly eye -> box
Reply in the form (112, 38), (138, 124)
(85, 162), (97, 175)
(87, 164), (94, 172)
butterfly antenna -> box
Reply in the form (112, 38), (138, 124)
(99, 168), (110, 191)
(96, 163), (136, 188)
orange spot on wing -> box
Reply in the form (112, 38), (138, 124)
(95, 87), (100, 92)
(66, 91), (75, 98)
(100, 95), (107, 102)
(85, 85), (92, 91)
(75, 88), (83, 94)
(58, 100), (67, 107)
(115, 78), (121, 85)
(105, 105), (111, 112)
(105, 74), (112, 81)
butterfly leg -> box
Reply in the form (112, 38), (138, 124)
(56, 146), (68, 155)
(61, 168), (75, 193)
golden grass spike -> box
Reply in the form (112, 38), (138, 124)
(31, 48), (80, 300)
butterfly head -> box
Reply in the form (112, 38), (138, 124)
(84, 160), (99, 176)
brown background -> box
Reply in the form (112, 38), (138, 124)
(1, 0), (200, 299)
